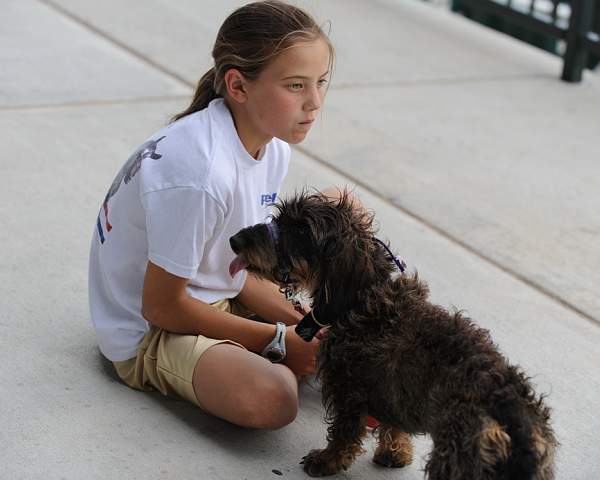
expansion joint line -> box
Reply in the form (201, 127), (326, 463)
(294, 145), (599, 329)
(37, 0), (194, 89)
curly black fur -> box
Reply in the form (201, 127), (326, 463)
(229, 190), (557, 479)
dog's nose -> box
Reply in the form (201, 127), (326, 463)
(229, 235), (242, 254)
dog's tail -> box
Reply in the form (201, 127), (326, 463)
(485, 369), (557, 480)
(426, 381), (556, 479)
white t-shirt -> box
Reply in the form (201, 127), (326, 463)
(88, 98), (290, 361)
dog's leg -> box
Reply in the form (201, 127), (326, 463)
(372, 425), (413, 468)
(301, 411), (367, 477)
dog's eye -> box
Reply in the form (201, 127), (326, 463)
(276, 268), (290, 283)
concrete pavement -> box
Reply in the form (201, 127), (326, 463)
(1, 0), (599, 479)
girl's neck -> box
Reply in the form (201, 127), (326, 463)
(224, 98), (271, 159)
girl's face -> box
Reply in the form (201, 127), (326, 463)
(243, 37), (331, 146)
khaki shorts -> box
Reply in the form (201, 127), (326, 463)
(112, 298), (252, 409)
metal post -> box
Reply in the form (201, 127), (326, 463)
(562, 0), (594, 82)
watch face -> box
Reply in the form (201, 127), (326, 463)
(265, 347), (284, 362)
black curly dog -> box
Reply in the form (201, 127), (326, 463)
(229, 191), (557, 479)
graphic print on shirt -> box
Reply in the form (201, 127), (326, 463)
(261, 192), (277, 206)
(97, 136), (166, 244)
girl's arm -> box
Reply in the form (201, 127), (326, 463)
(234, 274), (305, 326)
(141, 262), (317, 377)
(141, 261), (276, 353)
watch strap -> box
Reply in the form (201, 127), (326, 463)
(261, 322), (286, 362)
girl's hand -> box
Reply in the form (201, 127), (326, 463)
(314, 326), (329, 340)
(284, 326), (320, 376)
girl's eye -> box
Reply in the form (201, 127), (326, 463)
(289, 83), (303, 90)
(318, 79), (328, 88)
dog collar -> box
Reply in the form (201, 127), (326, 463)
(266, 220), (279, 246)
(373, 237), (407, 273)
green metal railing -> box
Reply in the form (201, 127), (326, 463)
(448, 0), (600, 82)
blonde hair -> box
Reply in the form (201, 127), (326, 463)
(172, 1), (334, 122)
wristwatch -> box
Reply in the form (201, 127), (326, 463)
(261, 322), (287, 363)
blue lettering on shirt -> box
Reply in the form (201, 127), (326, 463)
(261, 192), (277, 206)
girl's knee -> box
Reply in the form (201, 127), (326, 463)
(239, 371), (298, 429)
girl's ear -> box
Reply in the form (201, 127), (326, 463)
(223, 68), (248, 103)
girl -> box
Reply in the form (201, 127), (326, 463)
(89, 1), (334, 429)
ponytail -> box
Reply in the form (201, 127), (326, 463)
(171, 68), (221, 123)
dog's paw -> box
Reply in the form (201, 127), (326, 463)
(300, 449), (340, 477)
(372, 449), (411, 468)
(373, 429), (413, 468)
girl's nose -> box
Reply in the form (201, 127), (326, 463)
(304, 85), (322, 111)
